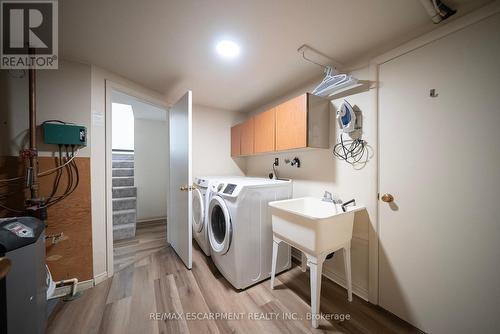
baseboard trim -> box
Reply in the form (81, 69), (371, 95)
(322, 267), (369, 301)
(291, 252), (369, 301)
(94, 271), (108, 285)
(76, 279), (95, 292)
(136, 217), (167, 224)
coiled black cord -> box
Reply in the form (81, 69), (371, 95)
(333, 133), (370, 167)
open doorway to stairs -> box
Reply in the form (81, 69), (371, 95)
(110, 89), (169, 272)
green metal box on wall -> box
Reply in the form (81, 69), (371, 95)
(42, 123), (87, 146)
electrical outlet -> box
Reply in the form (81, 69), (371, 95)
(274, 158), (279, 166)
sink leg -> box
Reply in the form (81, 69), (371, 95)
(343, 242), (353, 302)
(308, 256), (324, 329)
(301, 252), (307, 272)
(270, 238), (281, 290)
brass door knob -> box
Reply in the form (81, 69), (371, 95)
(179, 185), (188, 191)
(0, 257), (12, 279)
(381, 193), (394, 203)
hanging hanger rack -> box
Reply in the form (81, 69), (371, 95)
(300, 50), (331, 72)
(298, 44), (359, 97)
(297, 44), (344, 73)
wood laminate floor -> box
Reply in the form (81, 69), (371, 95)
(113, 219), (167, 272)
(48, 238), (420, 334)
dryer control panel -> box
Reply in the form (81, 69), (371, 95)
(223, 184), (237, 195)
(212, 182), (241, 198)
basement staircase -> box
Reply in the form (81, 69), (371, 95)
(112, 152), (137, 241)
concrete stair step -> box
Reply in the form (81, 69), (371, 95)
(113, 223), (136, 241)
(112, 177), (134, 187)
(112, 160), (134, 168)
(112, 168), (134, 177)
(112, 186), (137, 198)
(112, 197), (137, 210)
(113, 209), (136, 226)
(112, 153), (134, 161)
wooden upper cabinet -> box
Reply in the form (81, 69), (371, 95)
(254, 108), (275, 153)
(240, 117), (255, 155)
(230, 93), (329, 157)
(230, 124), (241, 157)
(275, 94), (308, 151)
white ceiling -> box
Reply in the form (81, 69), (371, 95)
(61, 0), (490, 112)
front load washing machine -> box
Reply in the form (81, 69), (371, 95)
(192, 177), (213, 256)
(192, 176), (243, 256)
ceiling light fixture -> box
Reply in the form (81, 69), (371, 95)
(215, 40), (240, 59)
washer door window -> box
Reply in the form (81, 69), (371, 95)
(208, 196), (231, 255)
(192, 188), (204, 233)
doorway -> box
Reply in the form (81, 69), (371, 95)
(107, 87), (169, 273)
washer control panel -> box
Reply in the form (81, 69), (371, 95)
(194, 177), (209, 188)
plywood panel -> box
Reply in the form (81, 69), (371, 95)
(0, 156), (26, 217)
(0, 156), (93, 281)
(230, 124), (241, 157)
(275, 94), (307, 151)
(240, 118), (254, 155)
(254, 108), (275, 154)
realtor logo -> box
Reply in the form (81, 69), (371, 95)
(1, 0), (58, 69)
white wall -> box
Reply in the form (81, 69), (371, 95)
(112, 103), (134, 151)
(0, 60), (91, 157)
(90, 65), (167, 282)
(244, 66), (376, 300)
(192, 105), (246, 178)
(134, 118), (169, 220)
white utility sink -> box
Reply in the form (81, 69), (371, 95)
(268, 197), (364, 328)
(269, 197), (364, 255)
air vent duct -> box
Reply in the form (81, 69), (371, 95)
(419, 0), (457, 23)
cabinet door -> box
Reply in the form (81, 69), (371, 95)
(230, 124), (241, 156)
(254, 108), (275, 153)
(240, 118), (254, 155)
(275, 94), (307, 151)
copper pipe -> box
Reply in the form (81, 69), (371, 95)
(28, 67), (39, 199)
(29, 68), (36, 149)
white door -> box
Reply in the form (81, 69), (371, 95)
(168, 91), (193, 269)
(378, 14), (500, 333)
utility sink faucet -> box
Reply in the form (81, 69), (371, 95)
(322, 191), (342, 204)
